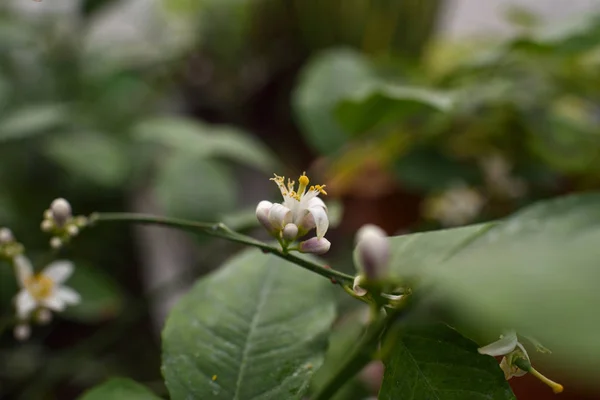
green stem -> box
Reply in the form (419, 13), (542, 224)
(89, 212), (354, 284)
(311, 315), (389, 400)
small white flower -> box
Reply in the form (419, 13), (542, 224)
(424, 184), (485, 227)
(478, 330), (528, 379)
(13, 255), (81, 320)
(270, 173), (329, 239)
(256, 172), (330, 252)
(481, 154), (527, 200)
(478, 330), (563, 393)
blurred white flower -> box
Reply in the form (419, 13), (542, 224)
(481, 154), (527, 199)
(13, 255), (81, 320)
(354, 224), (390, 281)
(256, 172), (329, 251)
(424, 184), (485, 227)
(478, 330), (528, 379)
(478, 330), (563, 393)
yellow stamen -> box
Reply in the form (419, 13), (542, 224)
(529, 367), (563, 394)
(310, 185), (328, 195)
(25, 274), (54, 301)
(212, 375), (217, 381)
(298, 172), (309, 195)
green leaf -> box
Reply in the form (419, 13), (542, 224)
(153, 155), (237, 221)
(62, 264), (123, 323)
(387, 193), (600, 379)
(44, 132), (130, 188)
(0, 104), (68, 142)
(78, 377), (161, 400)
(292, 49), (376, 154)
(162, 248), (336, 400)
(336, 83), (454, 134)
(134, 117), (279, 173)
(394, 148), (481, 191)
(379, 324), (515, 400)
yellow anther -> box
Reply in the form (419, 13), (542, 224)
(25, 274), (54, 301)
(529, 367), (563, 394)
(311, 185), (328, 195)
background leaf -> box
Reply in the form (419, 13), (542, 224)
(78, 377), (161, 400)
(336, 83), (454, 134)
(0, 104), (68, 142)
(387, 193), (600, 380)
(62, 263), (124, 323)
(292, 49), (376, 154)
(153, 155), (237, 221)
(379, 323), (515, 400)
(162, 248), (337, 400)
(134, 117), (279, 173)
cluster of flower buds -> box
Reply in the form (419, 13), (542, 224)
(256, 173), (331, 255)
(478, 330), (563, 393)
(423, 184), (485, 227)
(41, 198), (88, 249)
(0, 227), (24, 261)
(12, 255), (81, 341)
(352, 224), (390, 297)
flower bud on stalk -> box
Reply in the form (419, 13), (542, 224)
(298, 237), (331, 255)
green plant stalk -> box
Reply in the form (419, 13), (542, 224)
(311, 314), (389, 400)
(89, 212), (354, 284)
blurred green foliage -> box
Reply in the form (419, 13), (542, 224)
(1, 0), (600, 398)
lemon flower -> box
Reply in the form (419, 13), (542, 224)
(478, 330), (563, 393)
(256, 172), (329, 253)
(13, 255), (81, 320)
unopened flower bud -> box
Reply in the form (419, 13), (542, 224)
(355, 224), (390, 280)
(36, 309), (53, 325)
(353, 275), (367, 296)
(268, 204), (292, 231)
(50, 237), (63, 249)
(14, 324), (31, 341)
(282, 223), (299, 242)
(40, 220), (53, 232)
(50, 198), (72, 227)
(256, 201), (274, 232)
(66, 225), (79, 236)
(298, 237), (331, 255)
(0, 228), (14, 244)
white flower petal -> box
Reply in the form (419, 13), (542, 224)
(14, 289), (37, 319)
(42, 261), (74, 284)
(41, 294), (66, 312)
(307, 197), (327, 210)
(478, 331), (518, 357)
(14, 255), (33, 288)
(267, 204), (292, 230)
(307, 206), (329, 239)
(57, 286), (81, 305)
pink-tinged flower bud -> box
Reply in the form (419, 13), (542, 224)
(355, 224), (389, 280)
(353, 275), (367, 296)
(256, 201), (273, 232)
(50, 198), (72, 227)
(299, 237), (331, 255)
(282, 223), (299, 241)
(36, 309), (53, 325)
(268, 204), (292, 231)
(14, 324), (30, 341)
(0, 228), (14, 244)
